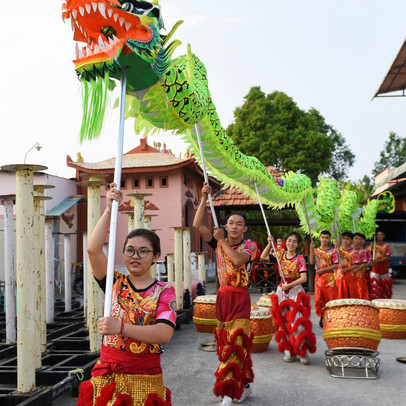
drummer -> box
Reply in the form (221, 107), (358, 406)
(193, 182), (257, 405)
(351, 232), (371, 300)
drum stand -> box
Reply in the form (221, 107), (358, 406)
(325, 347), (381, 379)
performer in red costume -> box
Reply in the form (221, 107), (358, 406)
(351, 232), (371, 300)
(261, 232), (316, 365)
(369, 229), (392, 299)
(77, 184), (176, 406)
(335, 232), (360, 299)
(309, 230), (338, 328)
(193, 183), (257, 405)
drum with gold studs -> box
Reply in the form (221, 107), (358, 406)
(372, 299), (406, 339)
(193, 295), (217, 333)
(250, 305), (274, 353)
(323, 299), (381, 350)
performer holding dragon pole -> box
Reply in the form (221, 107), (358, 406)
(309, 230), (338, 328)
(369, 229), (392, 299)
(260, 232), (316, 364)
(193, 183), (256, 405)
(78, 184), (176, 406)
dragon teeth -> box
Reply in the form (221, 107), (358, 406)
(91, 2), (97, 12)
(94, 45), (100, 54)
(107, 8), (113, 18)
(98, 35), (105, 49)
(125, 22), (131, 31)
(72, 9), (78, 19)
(119, 17), (125, 27)
(113, 13), (119, 22)
(79, 47), (85, 58)
(85, 4), (91, 13)
(79, 6), (85, 16)
(98, 3), (107, 19)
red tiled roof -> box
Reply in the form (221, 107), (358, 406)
(212, 166), (284, 207)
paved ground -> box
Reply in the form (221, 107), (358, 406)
(55, 278), (406, 406)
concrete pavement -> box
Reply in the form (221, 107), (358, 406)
(55, 278), (406, 405)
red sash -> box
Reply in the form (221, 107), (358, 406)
(91, 345), (162, 377)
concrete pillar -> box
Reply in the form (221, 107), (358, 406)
(173, 227), (183, 310)
(78, 174), (108, 353)
(1, 195), (16, 343)
(167, 253), (174, 283)
(33, 185), (53, 355)
(45, 218), (56, 323)
(127, 193), (151, 229)
(183, 228), (192, 296)
(2, 164), (46, 393)
(144, 215), (152, 230)
(127, 212), (134, 233)
(64, 234), (72, 312)
(83, 231), (88, 317)
(198, 252), (207, 283)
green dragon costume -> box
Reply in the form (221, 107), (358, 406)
(63, 0), (392, 238)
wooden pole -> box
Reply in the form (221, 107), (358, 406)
(174, 227), (183, 310)
(83, 231), (88, 317)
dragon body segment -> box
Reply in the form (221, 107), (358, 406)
(63, 0), (387, 238)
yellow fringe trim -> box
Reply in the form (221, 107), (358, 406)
(252, 334), (273, 344)
(323, 327), (381, 342)
(380, 324), (406, 332)
(193, 317), (217, 326)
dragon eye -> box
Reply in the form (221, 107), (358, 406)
(101, 26), (117, 39)
(122, 2), (134, 12)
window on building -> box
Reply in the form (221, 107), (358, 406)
(160, 176), (168, 188)
(120, 179), (126, 189)
(133, 178), (140, 189)
(146, 177), (154, 188)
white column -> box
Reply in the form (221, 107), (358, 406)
(127, 212), (134, 233)
(32, 196), (42, 369)
(45, 218), (55, 323)
(183, 228), (192, 297)
(167, 253), (174, 283)
(198, 252), (207, 283)
(16, 167), (36, 392)
(64, 234), (72, 312)
(174, 227), (183, 311)
(3, 197), (16, 343)
(83, 232), (88, 317)
(133, 194), (145, 229)
(144, 215), (152, 230)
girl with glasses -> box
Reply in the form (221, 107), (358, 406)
(77, 183), (176, 406)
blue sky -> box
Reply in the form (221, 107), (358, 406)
(1, 0), (405, 182)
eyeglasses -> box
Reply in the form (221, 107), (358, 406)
(123, 247), (154, 259)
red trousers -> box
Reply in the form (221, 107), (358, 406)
(349, 269), (370, 300)
(314, 272), (337, 317)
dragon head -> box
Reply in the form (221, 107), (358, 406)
(62, 0), (182, 90)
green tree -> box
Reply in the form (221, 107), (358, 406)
(372, 132), (406, 175)
(226, 87), (355, 183)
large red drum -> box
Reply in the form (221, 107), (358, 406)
(250, 306), (274, 353)
(193, 295), (217, 333)
(372, 299), (406, 339)
(323, 299), (381, 350)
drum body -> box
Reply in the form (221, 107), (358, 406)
(193, 295), (217, 333)
(250, 306), (274, 353)
(323, 299), (381, 350)
(372, 299), (406, 339)
(256, 293), (273, 308)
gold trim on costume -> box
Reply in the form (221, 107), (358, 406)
(252, 334), (273, 344)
